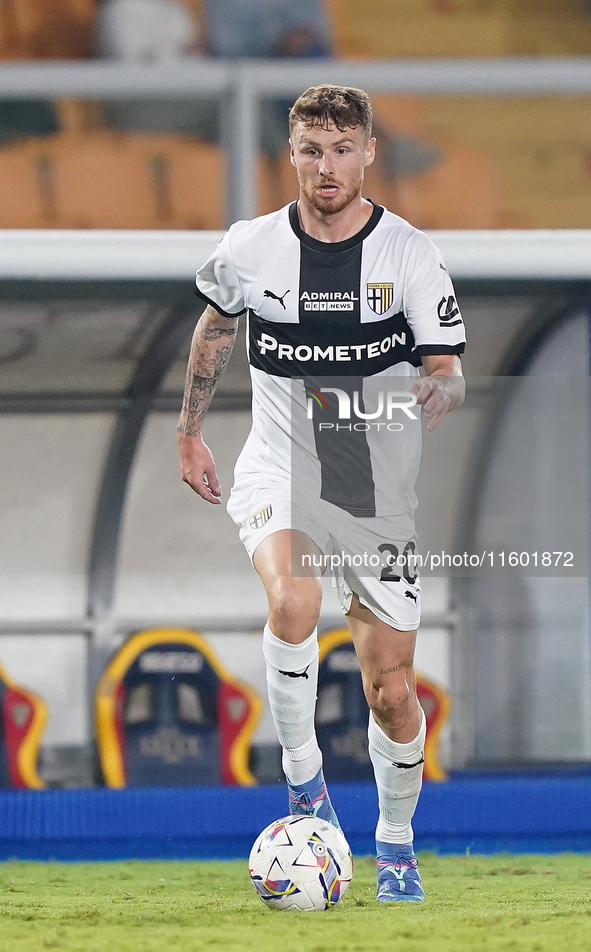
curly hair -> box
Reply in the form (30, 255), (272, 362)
(289, 85), (373, 141)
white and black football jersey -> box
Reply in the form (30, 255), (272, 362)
(195, 202), (465, 518)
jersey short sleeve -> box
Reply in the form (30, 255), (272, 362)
(195, 230), (246, 318)
(403, 230), (465, 357)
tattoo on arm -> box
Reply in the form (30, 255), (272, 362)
(380, 663), (404, 676)
(200, 325), (238, 341)
(177, 309), (238, 436)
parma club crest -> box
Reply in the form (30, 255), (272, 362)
(366, 282), (394, 316)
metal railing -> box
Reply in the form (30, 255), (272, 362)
(1, 229), (591, 280)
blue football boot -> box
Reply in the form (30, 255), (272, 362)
(376, 841), (425, 902)
(287, 768), (342, 830)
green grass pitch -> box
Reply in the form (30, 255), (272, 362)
(0, 853), (590, 952)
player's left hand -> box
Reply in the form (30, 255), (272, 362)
(410, 376), (452, 431)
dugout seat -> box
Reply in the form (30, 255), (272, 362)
(96, 628), (262, 787)
(0, 659), (46, 788)
(316, 628), (449, 782)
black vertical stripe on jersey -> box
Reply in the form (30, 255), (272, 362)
(299, 242), (376, 518)
(305, 376), (377, 517)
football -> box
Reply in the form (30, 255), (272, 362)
(248, 814), (353, 911)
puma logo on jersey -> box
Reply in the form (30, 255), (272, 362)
(279, 666), (310, 680)
(405, 590), (418, 602)
(264, 289), (290, 309)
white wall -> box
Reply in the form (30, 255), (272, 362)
(0, 414), (112, 619)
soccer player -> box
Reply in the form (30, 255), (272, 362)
(177, 85), (465, 902)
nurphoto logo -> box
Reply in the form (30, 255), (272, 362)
(304, 386), (418, 432)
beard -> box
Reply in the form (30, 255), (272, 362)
(298, 171), (364, 216)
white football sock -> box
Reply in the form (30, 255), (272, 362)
(368, 709), (426, 845)
(262, 623), (322, 786)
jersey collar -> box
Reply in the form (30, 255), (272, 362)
(288, 201), (384, 254)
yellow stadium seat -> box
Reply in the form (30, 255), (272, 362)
(55, 99), (106, 134)
(3, 0), (96, 59)
(127, 135), (226, 230)
(362, 160), (394, 210)
(395, 146), (501, 229)
(129, 135), (291, 227)
(271, 149), (300, 211)
(364, 145), (500, 230)
(372, 95), (428, 139)
(255, 151), (298, 217)
(47, 132), (161, 229)
(0, 6), (16, 58)
(166, 139), (226, 230)
(0, 119), (502, 231)
(0, 140), (52, 226)
(371, 94), (501, 228)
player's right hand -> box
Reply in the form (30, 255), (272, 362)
(177, 433), (222, 504)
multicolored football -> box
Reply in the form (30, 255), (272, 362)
(248, 814), (353, 911)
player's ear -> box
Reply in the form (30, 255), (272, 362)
(364, 137), (376, 168)
(289, 138), (296, 167)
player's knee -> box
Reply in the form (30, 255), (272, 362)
(267, 577), (321, 642)
(368, 672), (413, 728)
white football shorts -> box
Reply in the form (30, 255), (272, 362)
(227, 476), (421, 631)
